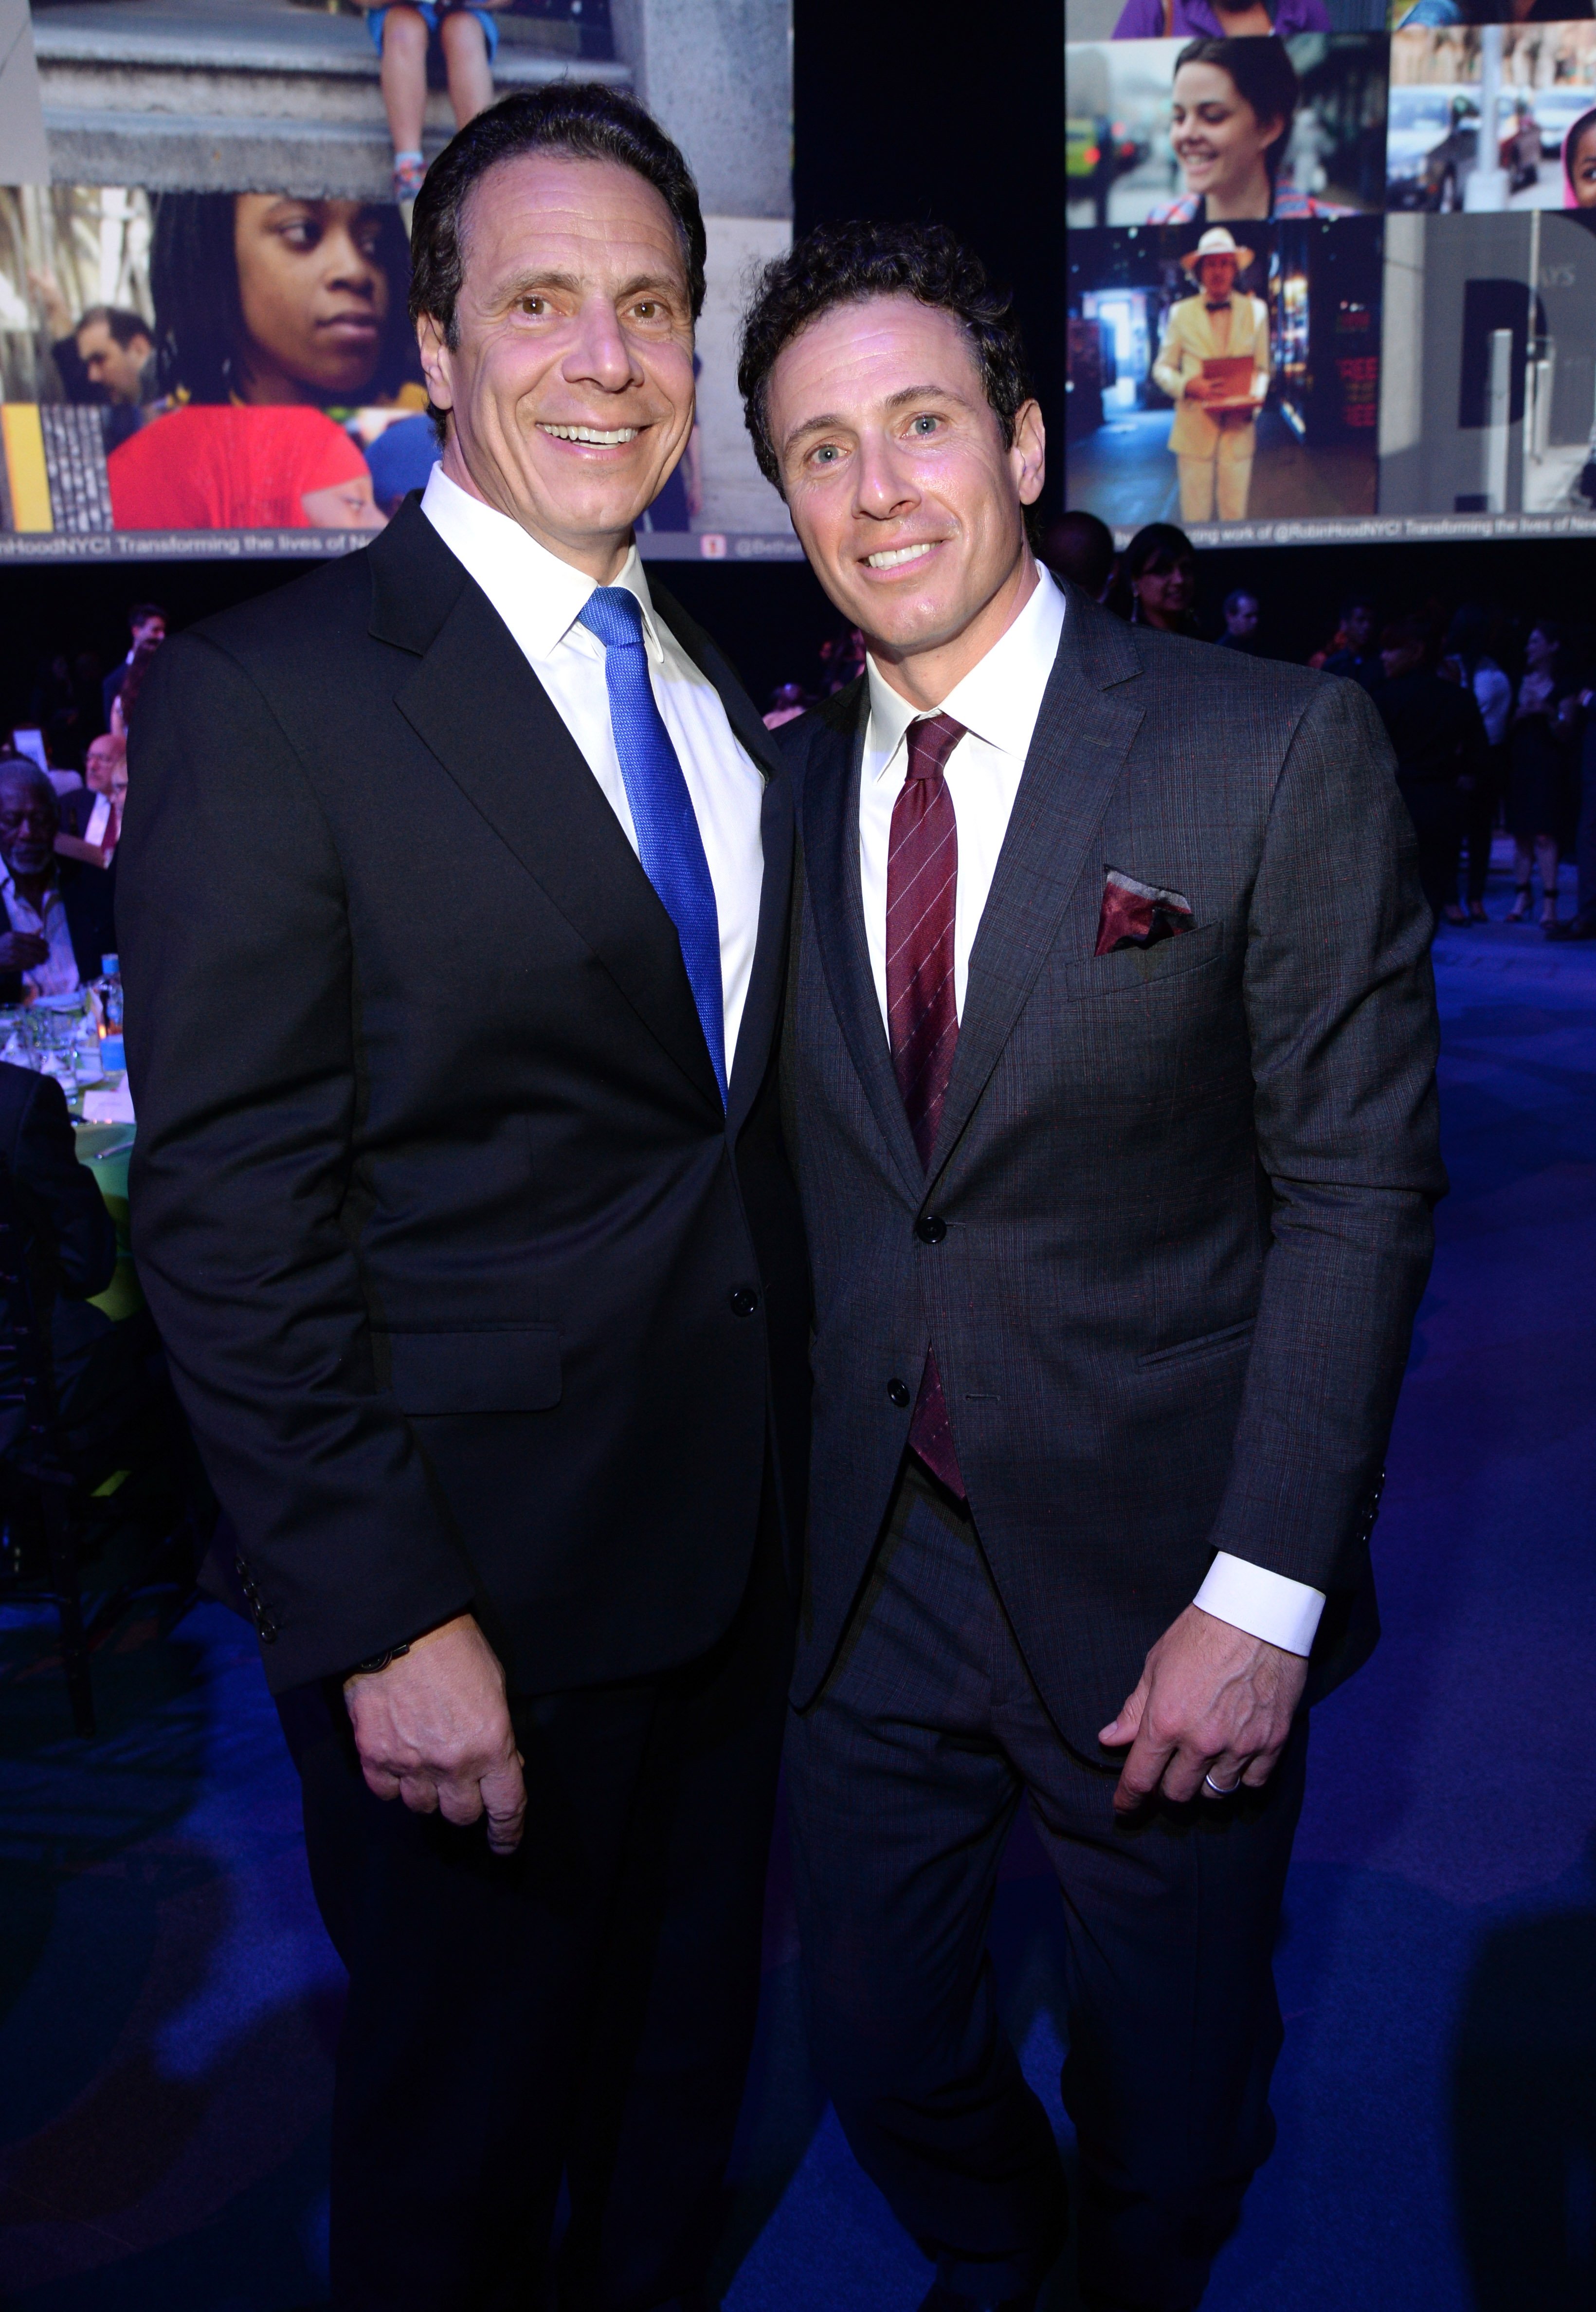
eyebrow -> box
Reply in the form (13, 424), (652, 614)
(497, 268), (686, 306)
(780, 379), (979, 458)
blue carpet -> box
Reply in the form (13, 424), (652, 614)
(3, 885), (1594, 2310)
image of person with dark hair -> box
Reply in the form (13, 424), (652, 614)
(1564, 105), (1596, 203)
(106, 192), (420, 532)
(1149, 37), (1350, 221)
(356, 0), (507, 203)
(25, 276), (156, 448)
(1113, 0), (1329, 38)
(1151, 227), (1271, 520)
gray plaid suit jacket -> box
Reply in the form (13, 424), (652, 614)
(778, 585), (1446, 1755)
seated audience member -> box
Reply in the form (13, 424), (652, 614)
(0, 761), (117, 1000)
(109, 404), (384, 535)
(1109, 522), (1203, 635)
(1114, 0), (1329, 35)
(1146, 39), (1350, 225)
(1322, 596), (1382, 688)
(1217, 587), (1262, 651)
(103, 605), (166, 727)
(0, 1059), (166, 1480)
(1373, 616), (1488, 929)
(59, 734), (126, 862)
(1042, 509), (1116, 601)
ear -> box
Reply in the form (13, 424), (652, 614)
(417, 312), (454, 418)
(1010, 397), (1046, 510)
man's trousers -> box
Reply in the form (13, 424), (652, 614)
(1176, 439), (1254, 525)
(785, 1463), (1307, 2312)
(277, 1487), (791, 2312)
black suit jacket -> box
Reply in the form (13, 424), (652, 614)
(119, 500), (809, 1694)
(780, 587), (1446, 1754)
(0, 1060), (118, 1463)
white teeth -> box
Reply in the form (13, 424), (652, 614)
(538, 423), (639, 444)
(866, 542), (936, 569)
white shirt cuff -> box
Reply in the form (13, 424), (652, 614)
(1194, 1552), (1324, 1657)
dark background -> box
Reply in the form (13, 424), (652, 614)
(0, 1), (1582, 712)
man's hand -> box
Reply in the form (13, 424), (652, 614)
(0, 931), (50, 973)
(344, 1613), (526, 1853)
(1098, 1604), (1308, 1816)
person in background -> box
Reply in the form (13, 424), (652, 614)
(1545, 667), (1596, 941)
(108, 404), (385, 534)
(1113, 0), (1329, 39)
(1373, 615), (1488, 931)
(1041, 508), (1116, 602)
(1148, 39), (1349, 226)
(1505, 619), (1579, 926)
(820, 625), (868, 693)
(1151, 229), (1270, 525)
(1562, 106), (1596, 206)
(59, 734), (127, 862)
(1321, 596), (1382, 688)
(0, 761), (117, 1000)
(764, 682), (809, 730)
(1440, 605), (1511, 923)
(27, 278), (157, 451)
(0, 1059), (118, 1470)
(110, 636), (165, 738)
(103, 605), (165, 728)
(356, 0), (507, 202)
(1216, 587), (1261, 651)
(1110, 521), (1202, 635)
(364, 410), (441, 514)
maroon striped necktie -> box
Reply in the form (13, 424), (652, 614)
(886, 711), (967, 1499)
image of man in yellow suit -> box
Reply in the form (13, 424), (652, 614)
(1152, 227), (1271, 526)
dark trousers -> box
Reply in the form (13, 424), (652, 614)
(1458, 745), (1506, 905)
(278, 1487), (792, 2312)
(786, 1465), (1307, 2312)
(1398, 777), (1462, 926)
(1573, 736), (1596, 926)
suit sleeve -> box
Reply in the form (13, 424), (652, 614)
(8, 1071), (117, 1300)
(1150, 311), (1189, 405)
(1205, 673), (1446, 1596)
(119, 632), (473, 1689)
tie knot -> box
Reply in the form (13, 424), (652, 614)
(904, 712), (966, 784)
(577, 585), (647, 652)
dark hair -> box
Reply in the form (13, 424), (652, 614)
(1174, 37), (1301, 191)
(150, 192), (417, 404)
(1043, 510), (1116, 597)
(117, 635), (163, 729)
(1224, 588), (1258, 616)
(1123, 522), (1195, 582)
(127, 602), (165, 630)
(737, 219), (1034, 493)
(76, 304), (153, 350)
(1381, 613), (1435, 663)
(409, 83), (706, 440)
(1527, 615), (1565, 658)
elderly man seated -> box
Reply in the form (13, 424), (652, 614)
(0, 758), (117, 1002)
(59, 734), (127, 862)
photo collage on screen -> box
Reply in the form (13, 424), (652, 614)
(1065, 0), (1596, 544)
(0, 0), (794, 557)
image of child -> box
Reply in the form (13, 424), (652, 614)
(356, 0), (508, 203)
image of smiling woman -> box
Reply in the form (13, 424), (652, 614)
(1147, 38), (1349, 222)
(146, 190), (421, 407)
(1565, 107), (1596, 205)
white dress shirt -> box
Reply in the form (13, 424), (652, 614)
(858, 567), (1324, 1659)
(0, 867), (79, 996)
(421, 464), (766, 1080)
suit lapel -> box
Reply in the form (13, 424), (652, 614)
(928, 595), (1145, 1194)
(387, 541), (723, 1115)
(800, 685), (925, 1202)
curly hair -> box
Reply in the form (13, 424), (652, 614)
(409, 84), (706, 439)
(150, 192), (417, 405)
(736, 220), (1034, 494)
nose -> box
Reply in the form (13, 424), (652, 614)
(564, 291), (643, 394)
(325, 230), (379, 298)
(852, 429), (920, 524)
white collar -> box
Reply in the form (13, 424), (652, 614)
(420, 462), (665, 665)
(864, 568), (1067, 781)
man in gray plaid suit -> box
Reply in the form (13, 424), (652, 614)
(738, 221), (1444, 2312)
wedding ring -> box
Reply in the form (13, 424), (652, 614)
(1204, 1771), (1242, 1797)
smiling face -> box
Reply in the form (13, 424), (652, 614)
(232, 196), (391, 403)
(1170, 62), (1284, 220)
(763, 294), (1044, 702)
(419, 153), (697, 579)
(1570, 119), (1596, 205)
(1134, 555), (1195, 626)
(1196, 252), (1240, 301)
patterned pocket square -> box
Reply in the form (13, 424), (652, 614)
(1095, 868), (1195, 957)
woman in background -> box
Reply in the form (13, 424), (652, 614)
(1506, 620), (1580, 926)
(1109, 523), (1204, 635)
(1147, 39), (1349, 224)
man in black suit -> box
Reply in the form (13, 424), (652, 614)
(0, 759), (116, 1002)
(119, 86), (807, 2312)
(738, 222), (1444, 2311)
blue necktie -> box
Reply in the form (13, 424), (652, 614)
(577, 586), (727, 1105)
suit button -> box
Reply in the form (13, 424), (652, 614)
(729, 1285), (760, 1318)
(914, 1213), (947, 1245)
(887, 1377), (911, 1409)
